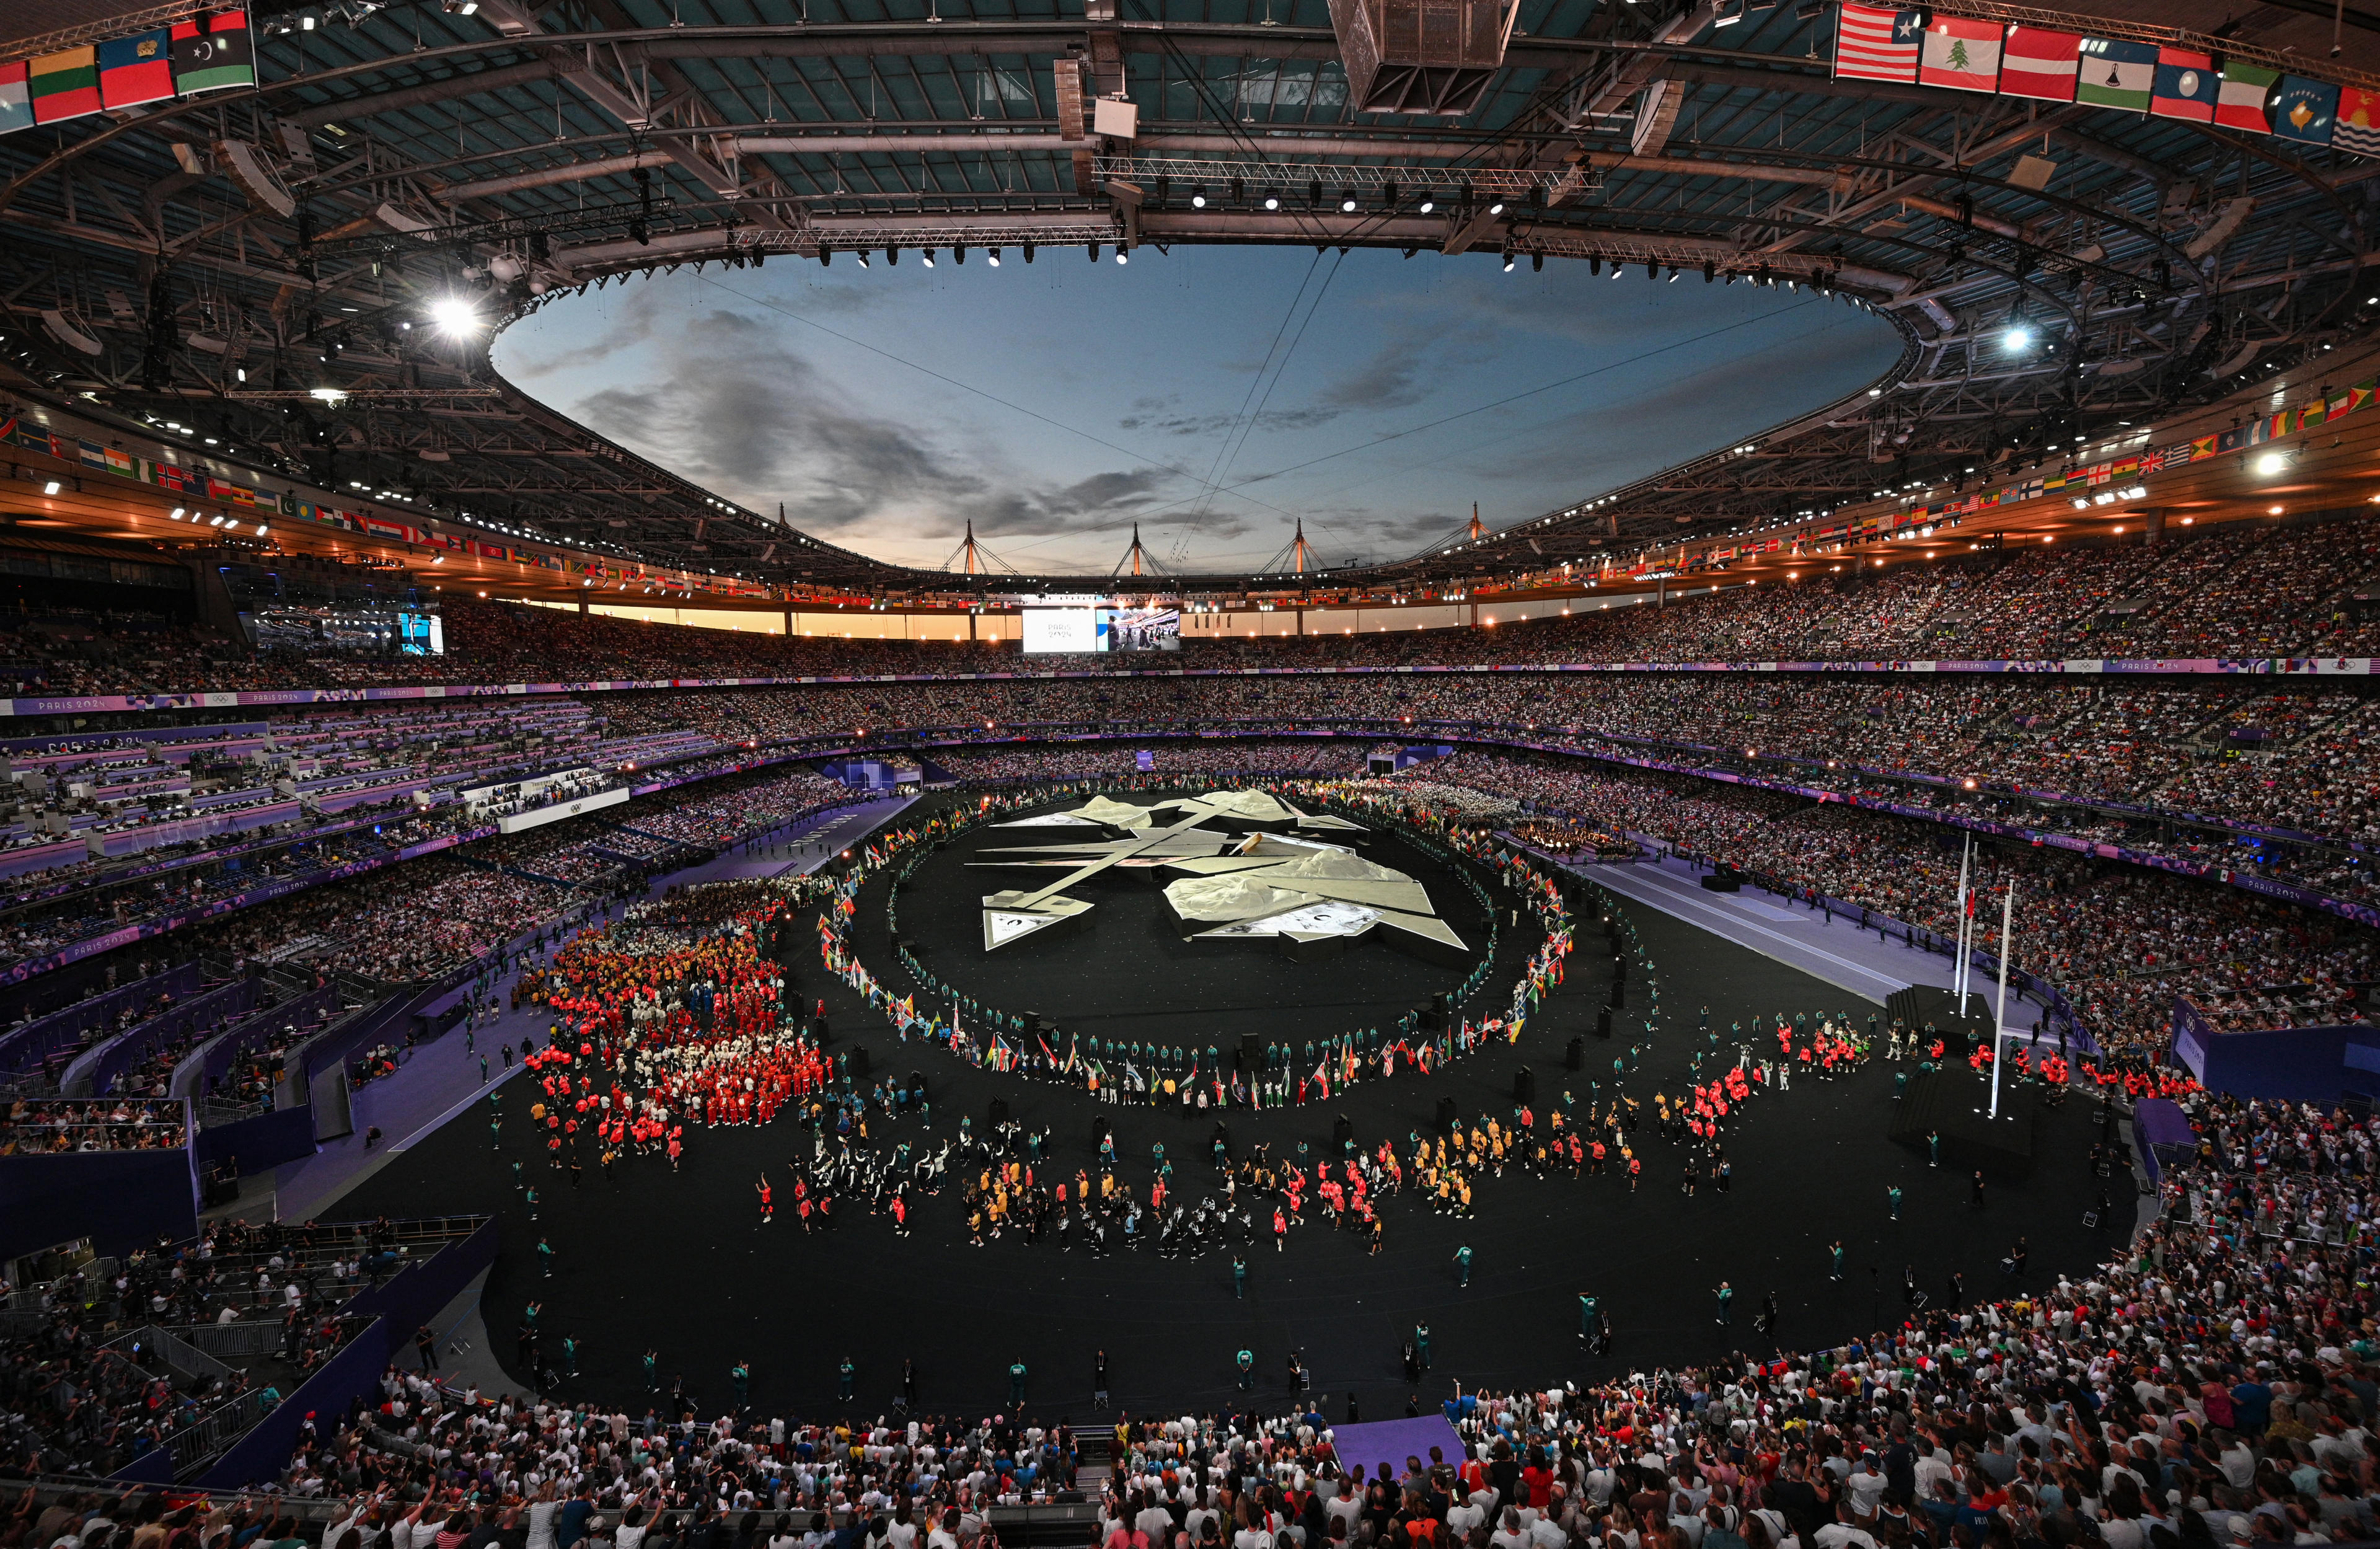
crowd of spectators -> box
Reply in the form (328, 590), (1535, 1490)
(0, 1097), (184, 1152)
(6, 507), (2380, 706)
(33, 1088), (2339, 1549)
(0, 1216), (441, 1478)
(185, 767), (858, 988)
(929, 743), (1368, 784)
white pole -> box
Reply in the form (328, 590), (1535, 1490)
(1951, 836), (1972, 1005)
(1988, 880), (2016, 1121)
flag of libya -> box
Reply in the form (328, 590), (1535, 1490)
(172, 8), (255, 95)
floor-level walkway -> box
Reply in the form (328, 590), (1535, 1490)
(1578, 849), (2047, 1035)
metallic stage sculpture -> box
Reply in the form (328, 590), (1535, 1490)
(967, 790), (1466, 963)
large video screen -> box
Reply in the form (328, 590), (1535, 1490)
(395, 611), (445, 656)
(1021, 608), (1099, 653)
(1101, 607), (1180, 651)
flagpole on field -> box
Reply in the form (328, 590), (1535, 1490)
(1950, 834), (1972, 1005)
(1988, 881), (2017, 1122)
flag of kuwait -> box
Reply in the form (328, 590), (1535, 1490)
(2215, 60), (2278, 131)
(1999, 25), (2080, 101)
(2150, 48), (2219, 121)
(2076, 37), (2157, 110)
(1919, 15), (2002, 92)
(0, 62), (30, 136)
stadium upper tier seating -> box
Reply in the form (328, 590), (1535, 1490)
(4, 508), (2380, 700)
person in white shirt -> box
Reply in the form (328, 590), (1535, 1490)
(1810, 1502), (1877, 1549)
(1489, 1509), (1531, 1549)
(1324, 1486), (1361, 1539)
(1844, 1458), (1889, 1523)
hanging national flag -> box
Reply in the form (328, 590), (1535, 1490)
(2151, 47), (2219, 121)
(0, 61), (30, 136)
(2215, 60), (2279, 131)
(172, 9), (256, 95)
(1835, 3), (1924, 84)
(1919, 15), (2001, 92)
(29, 47), (102, 125)
(2334, 84), (2380, 156)
(2268, 74), (2340, 146)
(99, 29), (177, 108)
(1998, 25), (2081, 100)
(2075, 37), (2157, 110)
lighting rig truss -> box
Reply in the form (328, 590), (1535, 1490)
(303, 197), (685, 264)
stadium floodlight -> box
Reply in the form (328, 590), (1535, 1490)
(2255, 452), (2286, 475)
(1191, 188), (1207, 208)
(428, 296), (479, 335)
(1264, 196), (1280, 210)
(1502, 250), (1515, 272)
(1419, 197), (1435, 213)
(987, 249), (1002, 267)
(2002, 322), (2033, 351)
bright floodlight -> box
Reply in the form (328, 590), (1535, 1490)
(429, 296), (479, 334)
(2256, 452), (2286, 475)
(2002, 324), (2033, 351)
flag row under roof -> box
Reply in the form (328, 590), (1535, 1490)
(1835, 4), (2376, 157)
(0, 8), (253, 135)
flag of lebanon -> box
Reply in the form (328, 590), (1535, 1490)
(1919, 15), (2003, 92)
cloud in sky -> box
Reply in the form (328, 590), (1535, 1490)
(495, 249), (1902, 572)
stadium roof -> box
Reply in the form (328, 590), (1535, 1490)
(3, 0), (2378, 595)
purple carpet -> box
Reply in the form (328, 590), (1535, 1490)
(1328, 1414), (1466, 1480)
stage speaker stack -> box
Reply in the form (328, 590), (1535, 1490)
(809, 1013), (831, 1043)
(1597, 1007), (1613, 1039)
(1607, 978), (1625, 1010)
(1514, 1066), (1535, 1105)
(989, 1098), (1010, 1126)
(1612, 955), (1628, 982)
(888, 931), (902, 954)
(1417, 1004), (1443, 1033)
(1238, 1033), (1265, 1072)
(1333, 1115), (1354, 1151)
(847, 1044), (870, 1079)
(1434, 1095), (1458, 1134)
(1432, 991), (1451, 1017)
(1566, 1036), (1585, 1070)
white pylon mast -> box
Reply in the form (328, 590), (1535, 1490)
(1951, 834), (1972, 1006)
(1988, 881), (2016, 1121)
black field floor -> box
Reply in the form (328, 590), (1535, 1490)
(329, 798), (2117, 1423)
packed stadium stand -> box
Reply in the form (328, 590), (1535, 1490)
(17, 0), (2380, 1524)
